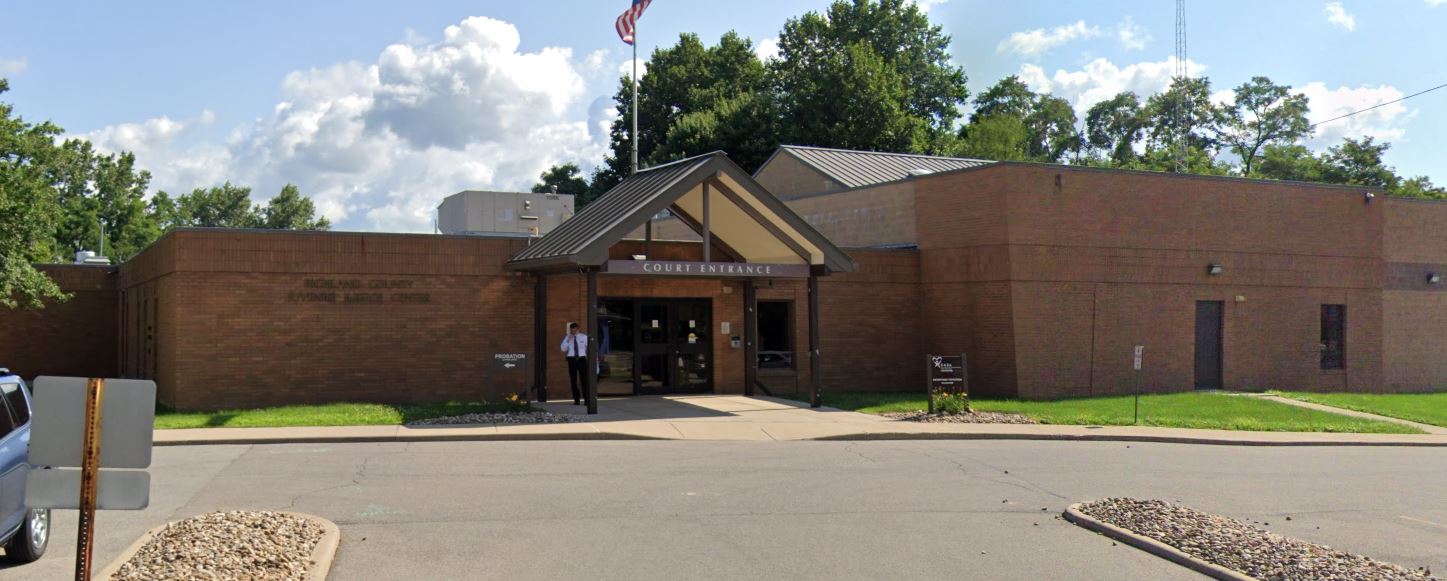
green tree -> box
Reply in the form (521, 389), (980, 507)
(1255, 144), (1326, 183)
(1085, 92), (1146, 165)
(772, 0), (968, 153)
(594, 32), (773, 197)
(960, 76), (1078, 162)
(1143, 77), (1222, 163)
(955, 114), (1030, 161)
(1319, 136), (1399, 189)
(1393, 176), (1447, 200)
(1217, 77), (1311, 176)
(531, 163), (591, 198)
(50, 141), (159, 261)
(258, 184), (330, 230)
(178, 182), (260, 228)
(0, 78), (68, 307)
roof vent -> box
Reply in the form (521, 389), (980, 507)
(907, 168), (933, 177)
(74, 250), (111, 265)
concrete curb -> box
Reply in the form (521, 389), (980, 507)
(810, 432), (1447, 446)
(150, 429), (1447, 447)
(96, 511), (342, 580)
(1062, 503), (1256, 581)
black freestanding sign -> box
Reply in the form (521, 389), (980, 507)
(926, 354), (967, 414)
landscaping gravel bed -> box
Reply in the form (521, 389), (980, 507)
(880, 411), (1037, 424)
(408, 411), (580, 425)
(1078, 498), (1438, 581)
(111, 511), (324, 580)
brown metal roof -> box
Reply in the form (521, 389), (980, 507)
(507, 151), (855, 273)
(769, 145), (993, 189)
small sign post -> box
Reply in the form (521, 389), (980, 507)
(492, 353), (528, 371)
(926, 354), (967, 414)
(26, 376), (156, 581)
(1132, 345), (1144, 424)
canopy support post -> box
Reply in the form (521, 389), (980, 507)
(586, 269), (599, 415)
(809, 273), (822, 408)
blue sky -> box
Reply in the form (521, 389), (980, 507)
(2, 1), (1443, 232)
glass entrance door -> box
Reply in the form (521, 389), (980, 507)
(630, 298), (713, 395)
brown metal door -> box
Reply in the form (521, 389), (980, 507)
(1194, 301), (1224, 390)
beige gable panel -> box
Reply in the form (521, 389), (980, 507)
(673, 185), (809, 265)
(718, 173), (823, 264)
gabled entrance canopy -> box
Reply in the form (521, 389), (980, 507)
(506, 151), (856, 274)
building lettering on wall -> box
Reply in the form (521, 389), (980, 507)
(287, 278), (430, 304)
(605, 260), (810, 278)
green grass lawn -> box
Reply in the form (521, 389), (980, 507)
(1271, 391), (1447, 428)
(154, 401), (524, 429)
(796, 391), (1422, 434)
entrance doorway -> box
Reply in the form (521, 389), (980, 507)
(596, 298), (713, 395)
(1194, 301), (1224, 390)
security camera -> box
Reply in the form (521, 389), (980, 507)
(1365, 191), (1375, 202)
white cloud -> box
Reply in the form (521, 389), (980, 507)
(1017, 56), (1206, 115)
(83, 16), (609, 233)
(619, 57), (648, 80)
(1116, 17), (1151, 51)
(909, 0), (948, 13)
(1300, 82), (1412, 148)
(1325, 2), (1356, 31)
(998, 20), (1102, 58)
(1431, 0), (1447, 7)
(755, 37), (781, 62)
(0, 57), (26, 75)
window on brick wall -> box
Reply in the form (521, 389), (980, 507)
(758, 301), (795, 371)
(1321, 304), (1346, 370)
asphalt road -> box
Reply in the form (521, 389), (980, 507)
(5, 440), (1446, 580)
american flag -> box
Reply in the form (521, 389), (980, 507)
(615, 0), (652, 45)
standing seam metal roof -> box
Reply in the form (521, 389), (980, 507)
(776, 145), (993, 189)
(507, 153), (713, 266)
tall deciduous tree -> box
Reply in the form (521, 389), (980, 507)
(532, 163), (591, 201)
(1085, 92), (1146, 165)
(0, 78), (68, 308)
(259, 184), (330, 230)
(959, 76), (1078, 162)
(178, 183), (259, 228)
(1143, 77), (1222, 162)
(1217, 77), (1311, 176)
(772, 0), (968, 153)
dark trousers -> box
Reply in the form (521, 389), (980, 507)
(566, 356), (587, 404)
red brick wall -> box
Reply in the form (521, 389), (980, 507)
(818, 249), (923, 393)
(1382, 198), (1447, 391)
(980, 164), (1386, 397)
(124, 230), (536, 410)
(914, 168), (1019, 397)
(0, 265), (118, 380)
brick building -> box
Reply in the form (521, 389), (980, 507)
(3, 146), (1444, 410)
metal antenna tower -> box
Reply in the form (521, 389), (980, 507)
(1174, 0), (1189, 172)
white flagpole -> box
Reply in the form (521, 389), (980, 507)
(630, 21), (639, 176)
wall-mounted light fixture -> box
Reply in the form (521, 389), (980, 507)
(1365, 191), (1376, 203)
(1429, 273), (1442, 285)
(1207, 263), (1224, 276)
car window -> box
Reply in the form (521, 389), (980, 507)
(0, 383), (18, 437)
(2, 382), (28, 426)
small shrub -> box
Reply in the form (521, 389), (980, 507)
(931, 391), (970, 415)
(502, 392), (529, 412)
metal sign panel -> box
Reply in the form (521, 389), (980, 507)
(492, 353), (527, 371)
(928, 355), (967, 392)
(1133, 345), (1144, 371)
(29, 376), (156, 469)
(603, 260), (811, 279)
(25, 469), (150, 510)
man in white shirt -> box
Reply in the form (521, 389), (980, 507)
(560, 322), (589, 405)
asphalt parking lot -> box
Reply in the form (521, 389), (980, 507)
(5, 440), (1445, 580)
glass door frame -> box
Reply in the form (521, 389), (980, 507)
(606, 297), (714, 395)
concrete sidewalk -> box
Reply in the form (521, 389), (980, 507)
(150, 395), (1447, 447)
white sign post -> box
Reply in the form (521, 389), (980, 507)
(1132, 346), (1144, 424)
(26, 376), (156, 581)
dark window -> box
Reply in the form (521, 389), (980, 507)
(1321, 304), (1346, 370)
(758, 301), (794, 370)
(0, 383), (21, 436)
